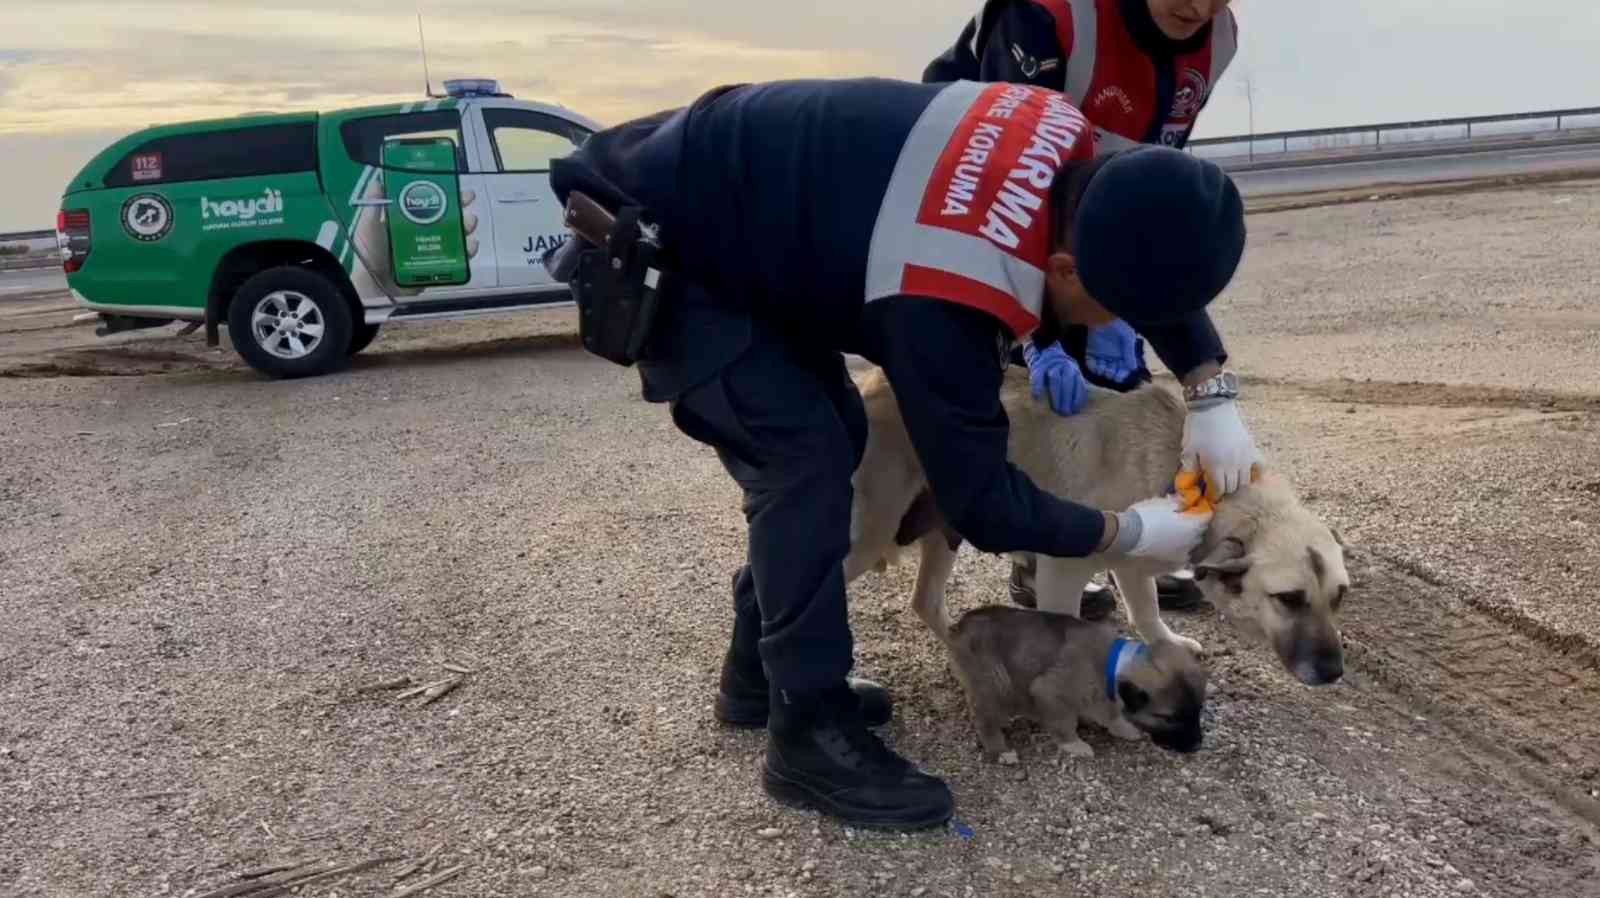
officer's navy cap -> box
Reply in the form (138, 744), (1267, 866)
(1071, 146), (1246, 328)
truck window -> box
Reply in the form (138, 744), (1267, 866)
(341, 110), (467, 171)
(104, 122), (316, 188)
(482, 109), (590, 173)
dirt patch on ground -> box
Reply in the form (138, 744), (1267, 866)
(0, 347), (239, 379)
(0, 300), (587, 383)
(1263, 377), (1600, 416)
(1338, 550), (1600, 826)
(1245, 168), (1600, 214)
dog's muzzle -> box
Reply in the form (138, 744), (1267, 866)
(1151, 725), (1203, 754)
(1293, 649), (1345, 686)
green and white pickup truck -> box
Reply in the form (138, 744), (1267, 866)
(56, 78), (600, 378)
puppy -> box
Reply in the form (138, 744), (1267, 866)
(940, 605), (1208, 762)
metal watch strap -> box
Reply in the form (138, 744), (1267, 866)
(1184, 370), (1239, 405)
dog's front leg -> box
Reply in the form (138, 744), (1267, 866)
(1110, 564), (1204, 655)
(1034, 556), (1101, 618)
(910, 532), (960, 637)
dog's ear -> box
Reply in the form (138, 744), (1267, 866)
(1194, 537), (1251, 593)
(1117, 682), (1150, 714)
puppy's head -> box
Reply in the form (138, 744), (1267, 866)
(1192, 473), (1349, 686)
(1114, 639), (1208, 753)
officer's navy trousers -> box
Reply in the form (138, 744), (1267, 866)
(661, 315), (867, 695)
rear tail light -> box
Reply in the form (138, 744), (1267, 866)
(58, 209), (92, 274)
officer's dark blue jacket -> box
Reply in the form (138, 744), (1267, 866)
(550, 77), (1225, 560)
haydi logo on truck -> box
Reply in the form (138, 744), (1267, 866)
(398, 181), (448, 225)
(201, 189), (285, 231)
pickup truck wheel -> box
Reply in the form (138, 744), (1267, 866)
(349, 322), (381, 356)
(227, 267), (353, 379)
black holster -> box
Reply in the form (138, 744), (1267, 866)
(572, 206), (666, 367)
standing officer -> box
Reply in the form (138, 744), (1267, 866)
(925, 0), (1244, 618)
(547, 77), (1249, 829)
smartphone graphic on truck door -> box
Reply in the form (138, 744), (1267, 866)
(382, 137), (471, 288)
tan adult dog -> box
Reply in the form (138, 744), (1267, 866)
(844, 366), (1350, 687)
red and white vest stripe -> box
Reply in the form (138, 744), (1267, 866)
(866, 81), (1094, 338)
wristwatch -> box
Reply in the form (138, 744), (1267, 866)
(1183, 370), (1239, 405)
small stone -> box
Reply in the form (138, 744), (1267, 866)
(998, 750), (1019, 766)
(530, 866), (547, 878)
(911, 888), (928, 898)
(800, 860), (817, 873)
(1455, 879), (1475, 893)
(757, 827), (782, 840)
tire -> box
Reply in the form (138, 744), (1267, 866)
(348, 322), (381, 356)
(227, 266), (354, 379)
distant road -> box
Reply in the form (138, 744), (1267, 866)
(1232, 140), (1600, 196)
(0, 267), (68, 297)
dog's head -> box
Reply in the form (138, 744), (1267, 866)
(1191, 473), (1349, 686)
(1115, 639), (1208, 753)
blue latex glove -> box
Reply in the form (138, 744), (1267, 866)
(1084, 319), (1145, 385)
(1022, 341), (1087, 416)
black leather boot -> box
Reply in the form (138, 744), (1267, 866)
(763, 685), (953, 830)
(714, 568), (892, 728)
(1155, 569), (1205, 610)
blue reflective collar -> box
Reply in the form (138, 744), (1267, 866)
(1105, 638), (1148, 702)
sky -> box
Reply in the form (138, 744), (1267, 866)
(3, 1), (1600, 230)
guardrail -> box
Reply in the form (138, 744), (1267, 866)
(1189, 105), (1600, 160)
(0, 230), (57, 243)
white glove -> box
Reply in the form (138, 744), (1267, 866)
(1181, 399), (1262, 500)
(1110, 495), (1212, 567)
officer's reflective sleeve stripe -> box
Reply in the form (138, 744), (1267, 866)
(965, 0), (991, 58)
(866, 81), (1091, 338)
(1209, 8), (1238, 86)
(1058, 0), (1097, 105)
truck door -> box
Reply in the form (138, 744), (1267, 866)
(470, 106), (590, 291)
(337, 104), (499, 302)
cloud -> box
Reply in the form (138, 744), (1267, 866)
(0, 6), (883, 136)
(0, 1), (894, 226)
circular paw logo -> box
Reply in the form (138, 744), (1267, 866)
(121, 194), (174, 242)
(398, 181), (449, 226)
(1171, 68), (1209, 121)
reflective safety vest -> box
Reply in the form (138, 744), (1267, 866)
(937, 0), (1237, 154)
(1034, 0), (1235, 151)
(866, 81), (1094, 338)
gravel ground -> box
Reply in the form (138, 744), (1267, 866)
(3, 182), (1600, 898)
